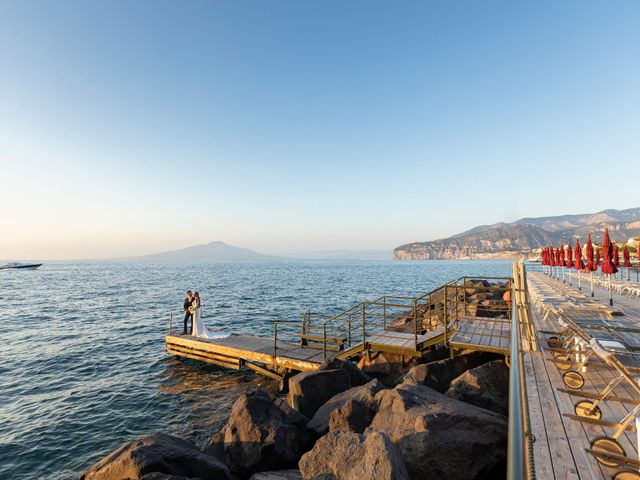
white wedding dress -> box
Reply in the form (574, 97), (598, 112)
(192, 302), (229, 340)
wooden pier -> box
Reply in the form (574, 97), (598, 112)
(166, 275), (513, 381)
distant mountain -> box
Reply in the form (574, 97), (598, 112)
(395, 207), (640, 260)
(293, 249), (393, 260)
(135, 241), (279, 261)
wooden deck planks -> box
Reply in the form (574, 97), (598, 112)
(526, 271), (640, 479)
(449, 316), (511, 354)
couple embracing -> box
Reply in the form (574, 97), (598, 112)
(182, 290), (227, 339)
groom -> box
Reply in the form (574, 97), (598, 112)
(183, 290), (193, 335)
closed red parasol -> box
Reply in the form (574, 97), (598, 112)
(623, 245), (632, 267)
(602, 229), (617, 274)
(566, 241), (573, 268)
(595, 247), (601, 268)
(585, 234), (595, 271)
(613, 244), (620, 268)
(601, 229), (617, 306)
(574, 238), (585, 270)
(556, 246), (563, 266)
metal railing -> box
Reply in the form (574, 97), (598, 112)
(276, 275), (513, 358)
(507, 260), (536, 480)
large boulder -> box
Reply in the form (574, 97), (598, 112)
(287, 369), (352, 417)
(249, 471), (302, 480)
(357, 352), (419, 386)
(402, 350), (502, 392)
(328, 398), (375, 434)
(299, 430), (409, 480)
(81, 432), (231, 480)
(320, 358), (372, 387)
(367, 383), (507, 480)
(207, 390), (312, 478)
(307, 379), (386, 435)
(445, 360), (509, 416)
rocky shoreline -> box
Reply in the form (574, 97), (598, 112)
(81, 282), (510, 480)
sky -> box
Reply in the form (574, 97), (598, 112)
(1, 1), (639, 259)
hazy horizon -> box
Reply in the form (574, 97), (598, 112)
(2, 1), (640, 259)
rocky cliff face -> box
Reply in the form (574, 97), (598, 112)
(394, 208), (640, 260)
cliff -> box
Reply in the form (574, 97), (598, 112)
(394, 207), (640, 260)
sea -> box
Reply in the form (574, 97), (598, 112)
(0, 259), (512, 479)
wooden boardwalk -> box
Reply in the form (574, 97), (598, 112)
(166, 328), (451, 378)
(165, 276), (514, 380)
(524, 270), (640, 479)
(450, 315), (511, 355)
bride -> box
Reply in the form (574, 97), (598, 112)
(190, 291), (228, 339)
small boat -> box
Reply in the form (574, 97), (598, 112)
(0, 262), (43, 270)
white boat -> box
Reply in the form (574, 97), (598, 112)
(0, 262), (43, 270)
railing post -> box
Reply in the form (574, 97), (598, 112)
(429, 293), (433, 330)
(383, 296), (387, 331)
(443, 286), (448, 346)
(413, 298), (418, 350)
(362, 303), (366, 346)
(323, 323), (327, 359)
(274, 322), (278, 357)
(169, 312), (173, 335)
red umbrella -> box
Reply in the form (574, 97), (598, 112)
(574, 238), (585, 270)
(556, 246), (563, 266)
(602, 229), (617, 274)
(602, 228), (617, 306)
(566, 241), (573, 268)
(613, 244), (620, 268)
(559, 244), (566, 266)
(623, 245), (632, 267)
(595, 247), (601, 268)
(585, 234), (595, 271)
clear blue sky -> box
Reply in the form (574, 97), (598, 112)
(1, 1), (639, 259)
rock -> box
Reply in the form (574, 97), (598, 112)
(320, 358), (372, 387)
(357, 352), (418, 386)
(402, 350), (502, 392)
(445, 360), (509, 416)
(81, 432), (231, 480)
(367, 383), (507, 480)
(387, 315), (414, 333)
(328, 398), (375, 433)
(419, 346), (451, 364)
(307, 379), (386, 435)
(206, 390), (311, 478)
(249, 470), (302, 480)
(299, 430), (409, 480)
(287, 369), (352, 417)
(140, 474), (191, 480)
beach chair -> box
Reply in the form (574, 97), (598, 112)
(566, 340), (640, 473)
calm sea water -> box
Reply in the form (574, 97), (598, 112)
(0, 260), (512, 479)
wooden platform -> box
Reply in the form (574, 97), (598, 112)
(449, 315), (511, 355)
(166, 328), (452, 375)
(166, 333), (333, 373)
(525, 271), (640, 479)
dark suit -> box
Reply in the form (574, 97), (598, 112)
(183, 296), (193, 334)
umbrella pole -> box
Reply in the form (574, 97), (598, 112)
(590, 271), (594, 297)
(608, 274), (613, 306)
(578, 270), (581, 291)
(562, 266), (565, 283)
(627, 267), (630, 281)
